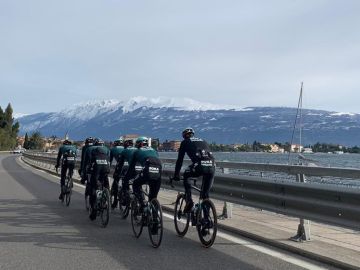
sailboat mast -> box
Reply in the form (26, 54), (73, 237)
(299, 82), (303, 152)
(288, 82), (304, 164)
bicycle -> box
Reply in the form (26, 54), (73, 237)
(110, 165), (131, 218)
(89, 178), (111, 227)
(169, 177), (218, 248)
(56, 166), (73, 207)
(130, 185), (163, 248)
(116, 179), (133, 219)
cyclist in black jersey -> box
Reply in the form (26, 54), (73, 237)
(173, 128), (215, 212)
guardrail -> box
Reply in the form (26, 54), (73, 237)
(22, 152), (360, 232)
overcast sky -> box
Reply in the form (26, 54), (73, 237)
(1, 0), (359, 114)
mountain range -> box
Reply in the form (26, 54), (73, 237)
(16, 97), (360, 145)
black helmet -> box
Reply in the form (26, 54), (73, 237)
(135, 136), (148, 148)
(94, 138), (105, 146)
(63, 139), (72, 145)
(113, 137), (123, 147)
(182, 127), (194, 139)
(124, 139), (134, 148)
(85, 137), (94, 145)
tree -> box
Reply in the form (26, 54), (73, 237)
(24, 133), (30, 149)
(0, 103), (20, 150)
(28, 132), (45, 150)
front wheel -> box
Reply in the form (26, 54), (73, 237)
(196, 199), (217, 248)
(131, 199), (144, 238)
(174, 193), (190, 237)
(148, 199), (163, 248)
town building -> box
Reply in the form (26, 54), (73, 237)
(290, 144), (303, 153)
(160, 140), (181, 151)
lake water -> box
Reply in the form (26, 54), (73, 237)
(159, 151), (360, 187)
(159, 152), (360, 169)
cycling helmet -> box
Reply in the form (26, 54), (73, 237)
(182, 127), (194, 139)
(63, 139), (72, 145)
(135, 136), (149, 148)
(94, 138), (105, 146)
(85, 137), (94, 145)
(113, 138), (123, 147)
(124, 139), (134, 148)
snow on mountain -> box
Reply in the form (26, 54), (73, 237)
(120, 96), (243, 113)
(16, 98), (360, 145)
(14, 113), (29, 119)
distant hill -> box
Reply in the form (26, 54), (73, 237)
(16, 97), (360, 145)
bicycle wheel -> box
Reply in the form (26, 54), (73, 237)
(196, 199), (217, 248)
(148, 199), (163, 248)
(110, 183), (117, 209)
(118, 187), (130, 219)
(100, 188), (110, 228)
(65, 177), (72, 206)
(174, 193), (190, 237)
(85, 183), (90, 211)
(130, 199), (144, 238)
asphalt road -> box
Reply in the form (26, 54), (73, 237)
(0, 155), (337, 270)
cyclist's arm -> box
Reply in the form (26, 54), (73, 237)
(174, 141), (186, 177)
(56, 147), (62, 167)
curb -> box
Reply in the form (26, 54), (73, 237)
(20, 157), (360, 270)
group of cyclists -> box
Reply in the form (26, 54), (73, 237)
(55, 127), (216, 246)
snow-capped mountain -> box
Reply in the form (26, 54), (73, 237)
(16, 97), (360, 145)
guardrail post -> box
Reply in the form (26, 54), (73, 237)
(291, 172), (311, 242)
(219, 167), (233, 219)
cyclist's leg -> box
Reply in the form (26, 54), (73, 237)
(89, 169), (99, 219)
(111, 166), (120, 207)
(59, 164), (67, 199)
(148, 178), (161, 202)
(199, 170), (215, 200)
(68, 163), (75, 178)
(199, 170), (215, 222)
(183, 166), (194, 203)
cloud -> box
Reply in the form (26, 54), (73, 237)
(0, 0), (359, 113)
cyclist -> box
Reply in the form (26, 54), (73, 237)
(110, 138), (124, 165)
(111, 138), (137, 209)
(87, 138), (111, 220)
(123, 137), (162, 212)
(79, 137), (94, 184)
(172, 127), (215, 212)
(55, 139), (77, 200)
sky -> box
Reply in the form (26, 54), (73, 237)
(1, 0), (360, 114)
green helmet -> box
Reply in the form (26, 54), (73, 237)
(113, 138), (123, 147)
(135, 136), (149, 148)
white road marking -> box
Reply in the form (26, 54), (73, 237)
(19, 158), (330, 270)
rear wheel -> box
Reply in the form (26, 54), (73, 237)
(100, 188), (110, 228)
(174, 193), (190, 237)
(65, 177), (72, 206)
(131, 199), (144, 238)
(148, 199), (163, 248)
(118, 187), (130, 219)
(196, 199), (217, 248)
(85, 183), (90, 211)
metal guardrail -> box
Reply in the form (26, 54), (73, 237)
(22, 152), (360, 231)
